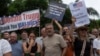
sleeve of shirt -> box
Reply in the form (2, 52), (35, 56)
(36, 38), (39, 44)
(96, 41), (100, 50)
(2, 40), (12, 54)
(59, 35), (67, 48)
(93, 39), (97, 48)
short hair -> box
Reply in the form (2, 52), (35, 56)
(41, 27), (45, 32)
(45, 23), (53, 27)
(3, 31), (9, 36)
(21, 30), (27, 34)
(3, 31), (9, 33)
(3, 31), (9, 34)
(91, 28), (98, 33)
(10, 32), (17, 37)
(29, 30), (35, 35)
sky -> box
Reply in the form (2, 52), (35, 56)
(62, 0), (100, 19)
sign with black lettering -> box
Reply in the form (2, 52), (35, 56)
(69, 1), (90, 27)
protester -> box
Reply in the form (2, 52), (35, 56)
(91, 28), (99, 38)
(93, 33), (100, 56)
(9, 32), (23, 56)
(0, 38), (12, 56)
(23, 31), (41, 56)
(93, 30), (100, 56)
(73, 26), (93, 56)
(3, 31), (10, 41)
(63, 26), (69, 33)
(62, 17), (76, 56)
(21, 30), (29, 42)
(36, 27), (46, 48)
(43, 23), (67, 56)
(62, 30), (74, 56)
(90, 28), (99, 56)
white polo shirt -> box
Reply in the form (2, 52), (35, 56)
(93, 38), (100, 56)
(0, 39), (12, 56)
(36, 37), (43, 48)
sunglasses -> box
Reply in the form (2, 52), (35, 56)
(79, 29), (87, 31)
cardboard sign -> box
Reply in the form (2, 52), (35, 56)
(69, 1), (90, 27)
(45, 2), (66, 21)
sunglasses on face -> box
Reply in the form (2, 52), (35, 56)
(79, 29), (87, 31)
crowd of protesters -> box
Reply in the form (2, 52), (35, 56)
(0, 17), (100, 56)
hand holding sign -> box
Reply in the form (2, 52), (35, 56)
(71, 16), (76, 23)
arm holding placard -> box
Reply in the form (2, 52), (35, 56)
(69, 17), (76, 42)
(53, 19), (63, 35)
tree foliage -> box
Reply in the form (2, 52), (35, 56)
(0, 0), (100, 33)
(0, 0), (11, 16)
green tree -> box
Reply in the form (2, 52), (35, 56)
(0, 0), (11, 16)
(87, 7), (100, 29)
(8, 0), (25, 15)
(24, 0), (48, 11)
(87, 7), (99, 17)
(48, 0), (62, 3)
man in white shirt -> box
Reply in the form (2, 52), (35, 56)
(0, 39), (12, 56)
(36, 27), (47, 48)
(93, 36), (100, 56)
(96, 38), (100, 56)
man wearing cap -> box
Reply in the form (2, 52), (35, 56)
(73, 26), (93, 56)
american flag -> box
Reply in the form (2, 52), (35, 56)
(73, 2), (83, 8)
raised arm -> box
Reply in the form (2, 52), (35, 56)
(53, 20), (63, 35)
(69, 17), (76, 42)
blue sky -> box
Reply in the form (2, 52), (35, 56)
(62, 0), (100, 19)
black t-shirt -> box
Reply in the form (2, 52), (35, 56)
(27, 43), (38, 53)
(74, 38), (91, 56)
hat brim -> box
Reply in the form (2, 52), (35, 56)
(75, 26), (88, 32)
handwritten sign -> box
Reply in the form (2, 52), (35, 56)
(69, 1), (90, 27)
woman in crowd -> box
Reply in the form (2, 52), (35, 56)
(62, 29), (74, 56)
(23, 31), (41, 56)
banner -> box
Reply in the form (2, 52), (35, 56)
(0, 9), (40, 33)
(69, 1), (90, 27)
(45, 2), (66, 21)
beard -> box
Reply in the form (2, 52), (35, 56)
(47, 31), (54, 37)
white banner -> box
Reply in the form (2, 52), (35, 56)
(69, 1), (90, 27)
(0, 9), (40, 32)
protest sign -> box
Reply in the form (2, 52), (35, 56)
(69, 1), (90, 27)
(45, 2), (66, 21)
(0, 9), (40, 33)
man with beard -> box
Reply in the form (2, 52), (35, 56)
(9, 32), (23, 56)
(43, 23), (67, 56)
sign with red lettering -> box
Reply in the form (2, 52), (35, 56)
(0, 9), (40, 32)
